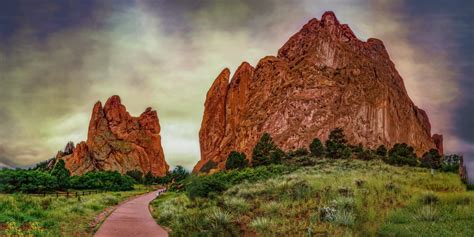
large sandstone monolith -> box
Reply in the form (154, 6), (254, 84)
(194, 11), (442, 172)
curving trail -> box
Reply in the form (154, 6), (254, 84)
(94, 189), (168, 237)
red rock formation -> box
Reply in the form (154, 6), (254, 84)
(56, 95), (169, 176)
(432, 134), (444, 155)
(194, 11), (441, 172)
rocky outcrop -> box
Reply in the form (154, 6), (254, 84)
(432, 134), (444, 155)
(194, 11), (441, 172)
(56, 95), (169, 176)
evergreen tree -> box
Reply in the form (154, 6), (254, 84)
(252, 133), (284, 166)
(387, 143), (418, 166)
(144, 171), (155, 185)
(50, 159), (70, 190)
(225, 151), (249, 170)
(126, 170), (144, 183)
(309, 138), (325, 158)
(171, 165), (189, 182)
(325, 128), (351, 159)
(376, 145), (388, 157)
(421, 149), (442, 169)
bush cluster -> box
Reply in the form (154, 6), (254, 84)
(252, 133), (285, 166)
(186, 165), (292, 199)
(0, 163), (136, 193)
(225, 151), (248, 170)
(69, 171), (135, 191)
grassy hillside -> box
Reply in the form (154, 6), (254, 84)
(0, 186), (152, 236)
(152, 159), (473, 236)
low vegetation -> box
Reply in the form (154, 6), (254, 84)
(0, 160), (137, 193)
(153, 159), (473, 236)
(152, 128), (471, 236)
(0, 186), (152, 236)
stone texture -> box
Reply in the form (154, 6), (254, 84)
(56, 95), (169, 176)
(432, 134), (444, 155)
(194, 11), (441, 172)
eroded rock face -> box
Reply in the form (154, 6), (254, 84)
(56, 95), (169, 176)
(194, 11), (441, 172)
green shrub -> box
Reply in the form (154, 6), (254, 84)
(0, 169), (58, 193)
(288, 180), (313, 200)
(185, 165), (292, 200)
(186, 176), (227, 199)
(350, 143), (364, 154)
(335, 210), (355, 226)
(310, 138), (325, 157)
(225, 151), (249, 170)
(261, 201), (281, 214)
(224, 197), (250, 213)
(69, 171), (134, 191)
(126, 170), (143, 183)
(420, 149), (442, 169)
(376, 145), (388, 157)
(414, 206), (439, 221)
(332, 196), (355, 211)
(103, 195), (119, 205)
(325, 128), (351, 159)
(357, 149), (377, 161)
(386, 143), (419, 167)
(249, 217), (274, 233)
(208, 208), (233, 228)
(252, 133), (284, 166)
(143, 171), (155, 185)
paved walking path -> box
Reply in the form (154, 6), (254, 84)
(94, 189), (168, 237)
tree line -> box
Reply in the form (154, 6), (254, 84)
(200, 128), (462, 173)
(0, 159), (190, 194)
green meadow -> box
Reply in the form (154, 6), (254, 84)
(152, 159), (473, 236)
(0, 186), (151, 236)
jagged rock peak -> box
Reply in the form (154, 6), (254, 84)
(56, 95), (169, 176)
(195, 11), (441, 173)
(321, 11), (339, 25)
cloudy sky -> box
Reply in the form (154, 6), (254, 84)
(0, 0), (472, 177)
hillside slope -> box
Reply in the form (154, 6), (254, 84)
(154, 159), (473, 236)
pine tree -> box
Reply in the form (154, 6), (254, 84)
(225, 151), (249, 170)
(252, 133), (284, 166)
(309, 138), (325, 158)
(50, 159), (70, 190)
(421, 149), (442, 169)
(325, 128), (351, 159)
